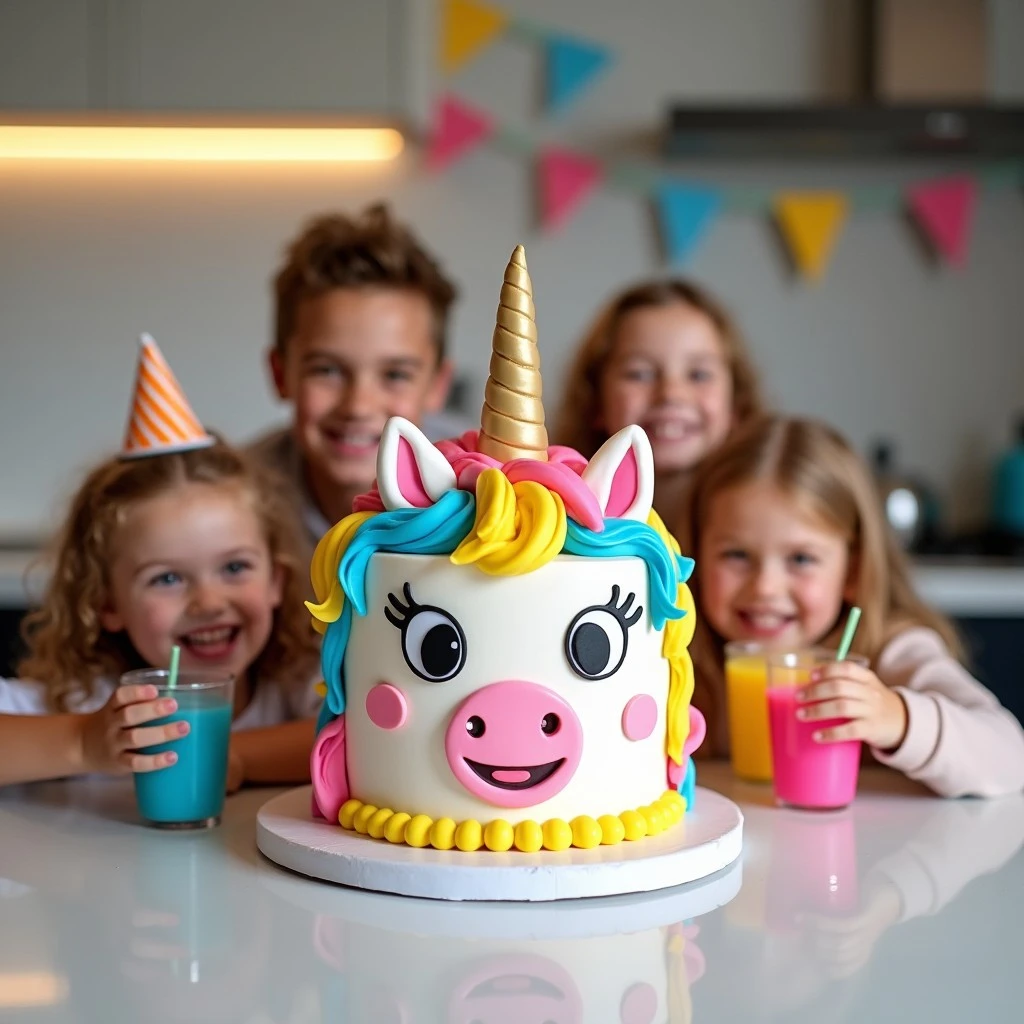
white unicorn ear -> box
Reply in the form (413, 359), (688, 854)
(377, 417), (457, 511)
(581, 425), (654, 522)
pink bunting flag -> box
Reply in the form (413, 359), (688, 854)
(426, 94), (494, 172)
(907, 175), (977, 267)
(538, 148), (603, 231)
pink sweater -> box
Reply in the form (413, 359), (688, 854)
(872, 627), (1024, 797)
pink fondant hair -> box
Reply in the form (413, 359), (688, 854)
(353, 430), (605, 532)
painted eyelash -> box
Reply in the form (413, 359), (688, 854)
(384, 582), (420, 629)
(604, 585), (643, 628)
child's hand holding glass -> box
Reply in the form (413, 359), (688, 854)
(796, 661), (908, 751)
(80, 683), (189, 775)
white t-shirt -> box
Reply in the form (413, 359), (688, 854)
(0, 673), (322, 730)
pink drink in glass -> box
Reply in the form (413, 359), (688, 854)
(767, 650), (867, 810)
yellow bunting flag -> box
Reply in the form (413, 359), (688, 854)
(441, 0), (508, 75)
(774, 192), (848, 281)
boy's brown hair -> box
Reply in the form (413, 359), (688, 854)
(19, 441), (320, 712)
(553, 279), (763, 459)
(273, 203), (458, 363)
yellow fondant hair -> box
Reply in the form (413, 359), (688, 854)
(450, 469), (567, 575)
(306, 510), (374, 634)
(650, 510), (696, 766)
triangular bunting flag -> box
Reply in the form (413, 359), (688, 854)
(907, 175), (976, 266)
(657, 183), (721, 264)
(441, 0), (508, 75)
(774, 192), (848, 281)
(538, 148), (603, 231)
(546, 35), (613, 113)
(122, 334), (214, 459)
(426, 94), (494, 171)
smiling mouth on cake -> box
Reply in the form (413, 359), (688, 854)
(463, 758), (565, 790)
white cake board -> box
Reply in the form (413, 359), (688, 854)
(256, 785), (743, 903)
(261, 854), (743, 939)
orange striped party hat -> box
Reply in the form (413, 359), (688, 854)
(121, 334), (214, 459)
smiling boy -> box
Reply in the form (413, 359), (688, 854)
(250, 204), (458, 557)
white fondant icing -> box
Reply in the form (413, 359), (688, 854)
(581, 425), (655, 522)
(376, 416), (457, 510)
(344, 552), (671, 824)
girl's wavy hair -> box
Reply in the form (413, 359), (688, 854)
(677, 416), (963, 752)
(552, 278), (764, 459)
(19, 440), (319, 711)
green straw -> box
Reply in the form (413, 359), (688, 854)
(836, 606), (862, 661)
(167, 644), (181, 689)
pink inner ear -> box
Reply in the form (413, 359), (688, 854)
(396, 435), (433, 508)
(604, 446), (640, 518)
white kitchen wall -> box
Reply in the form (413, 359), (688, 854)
(1, 0), (1023, 538)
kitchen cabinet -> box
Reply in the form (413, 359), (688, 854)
(0, 0), (404, 114)
(0, 0), (93, 109)
(102, 0), (395, 113)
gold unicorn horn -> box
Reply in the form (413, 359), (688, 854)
(477, 245), (549, 463)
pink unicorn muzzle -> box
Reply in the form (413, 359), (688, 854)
(444, 681), (584, 808)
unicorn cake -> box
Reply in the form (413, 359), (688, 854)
(307, 246), (705, 853)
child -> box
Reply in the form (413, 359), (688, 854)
(250, 202), (459, 559)
(0, 342), (321, 789)
(680, 415), (1024, 797)
(552, 278), (764, 524)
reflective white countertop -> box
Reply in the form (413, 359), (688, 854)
(1, 762), (1021, 1022)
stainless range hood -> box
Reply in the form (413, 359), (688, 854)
(665, 0), (1024, 160)
(664, 104), (1024, 159)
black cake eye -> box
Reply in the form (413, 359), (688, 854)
(385, 584), (467, 683)
(564, 586), (642, 681)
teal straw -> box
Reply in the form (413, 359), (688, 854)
(167, 644), (181, 689)
(836, 606), (862, 661)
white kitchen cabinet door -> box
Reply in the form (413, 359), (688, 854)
(102, 0), (398, 112)
(0, 0), (93, 109)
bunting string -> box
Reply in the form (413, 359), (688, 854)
(435, 0), (1024, 280)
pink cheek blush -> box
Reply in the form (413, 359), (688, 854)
(365, 683), (409, 731)
(621, 694), (658, 741)
(620, 981), (658, 1024)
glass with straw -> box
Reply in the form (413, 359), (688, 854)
(122, 646), (235, 829)
(766, 609), (866, 810)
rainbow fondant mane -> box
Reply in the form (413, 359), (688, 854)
(306, 246), (705, 852)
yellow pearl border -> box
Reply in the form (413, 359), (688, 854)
(336, 789), (687, 852)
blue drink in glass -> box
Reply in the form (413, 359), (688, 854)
(121, 668), (235, 829)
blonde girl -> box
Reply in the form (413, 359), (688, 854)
(680, 415), (1024, 797)
(0, 441), (320, 788)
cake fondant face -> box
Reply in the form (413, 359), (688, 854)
(344, 552), (668, 822)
